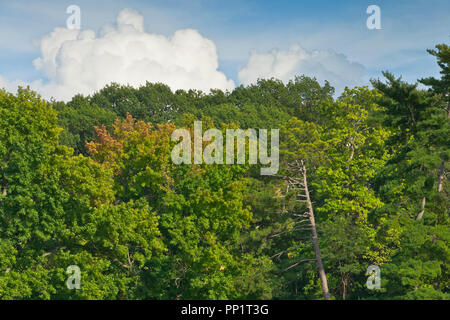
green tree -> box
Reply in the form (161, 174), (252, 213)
(312, 87), (392, 299)
(87, 115), (275, 299)
(370, 47), (450, 300)
(0, 88), (165, 299)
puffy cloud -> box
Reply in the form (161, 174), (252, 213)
(0, 9), (367, 101)
(1, 8), (234, 101)
(238, 44), (365, 94)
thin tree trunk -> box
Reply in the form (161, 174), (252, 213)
(342, 278), (347, 300)
(437, 161), (445, 193)
(0, 173), (7, 202)
(417, 156), (445, 220)
(301, 161), (331, 300)
(348, 136), (355, 162)
(416, 196), (426, 220)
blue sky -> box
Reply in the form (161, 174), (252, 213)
(0, 0), (449, 99)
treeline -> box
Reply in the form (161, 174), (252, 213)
(0, 44), (448, 300)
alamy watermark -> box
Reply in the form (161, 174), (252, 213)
(66, 265), (81, 290)
(366, 5), (381, 30)
(366, 265), (381, 290)
(171, 121), (279, 175)
(66, 5), (81, 30)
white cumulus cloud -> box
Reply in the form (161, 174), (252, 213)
(1, 8), (234, 101)
(238, 45), (365, 94)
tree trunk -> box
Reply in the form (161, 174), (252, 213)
(437, 161), (445, 193)
(301, 161), (331, 300)
(0, 173), (7, 202)
(342, 278), (347, 300)
(416, 196), (426, 220)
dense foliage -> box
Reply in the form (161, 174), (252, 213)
(0, 44), (448, 300)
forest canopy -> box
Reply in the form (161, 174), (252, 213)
(0, 44), (448, 300)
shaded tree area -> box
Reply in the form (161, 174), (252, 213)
(0, 44), (448, 300)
